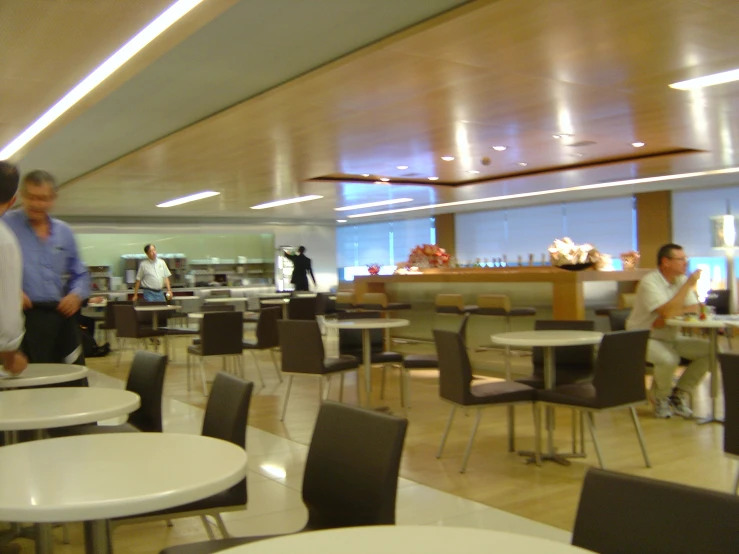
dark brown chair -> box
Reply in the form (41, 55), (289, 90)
(607, 308), (631, 331)
(119, 373), (253, 540)
(159, 401), (408, 554)
(278, 320), (358, 421)
(98, 300), (133, 344)
(572, 468), (739, 554)
(201, 305), (236, 312)
(287, 296), (317, 320)
(187, 311), (245, 395)
(719, 352), (739, 493)
(536, 329), (651, 469)
(242, 307), (282, 386)
(434, 329), (538, 473)
(114, 304), (166, 367)
(48, 351), (168, 437)
(334, 291), (355, 311)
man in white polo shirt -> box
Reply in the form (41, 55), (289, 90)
(132, 244), (172, 302)
(626, 243), (710, 419)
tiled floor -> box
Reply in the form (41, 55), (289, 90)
(88, 369), (572, 546)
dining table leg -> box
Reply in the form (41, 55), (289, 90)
(362, 328), (372, 404)
(698, 328), (723, 425)
(35, 523), (53, 554)
(83, 520), (112, 554)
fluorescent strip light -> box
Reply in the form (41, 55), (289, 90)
(0, 0), (203, 160)
(670, 68), (739, 90)
(251, 195), (323, 210)
(346, 166), (739, 219)
(157, 190), (219, 208)
(335, 198), (413, 211)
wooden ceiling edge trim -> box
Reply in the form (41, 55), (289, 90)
(308, 148), (705, 187)
(57, 215), (335, 228)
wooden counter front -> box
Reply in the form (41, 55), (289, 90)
(353, 267), (649, 320)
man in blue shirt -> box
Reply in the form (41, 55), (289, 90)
(3, 170), (90, 364)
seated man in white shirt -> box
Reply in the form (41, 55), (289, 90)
(626, 243), (709, 418)
(132, 244), (173, 302)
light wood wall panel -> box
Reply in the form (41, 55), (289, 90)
(636, 191), (672, 269)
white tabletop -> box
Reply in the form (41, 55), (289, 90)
(666, 317), (728, 329)
(171, 296), (199, 301)
(0, 388), (140, 431)
(188, 311), (257, 319)
(204, 297), (246, 303)
(261, 298), (291, 305)
(323, 318), (410, 330)
(133, 305), (179, 312)
(0, 433), (246, 522)
(0, 363), (89, 388)
(491, 330), (603, 347)
(218, 525), (587, 554)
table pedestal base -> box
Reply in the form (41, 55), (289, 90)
(517, 450), (586, 466)
(84, 520), (112, 554)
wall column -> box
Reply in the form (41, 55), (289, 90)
(635, 191), (672, 269)
(435, 213), (456, 255)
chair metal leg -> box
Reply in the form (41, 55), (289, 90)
(116, 338), (125, 368)
(318, 376), (324, 403)
(532, 404), (542, 466)
(62, 523), (70, 544)
(214, 514), (230, 539)
(269, 349), (283, 382)
(585, 412), (605, 469)
(325, 374), (332, 399)
(186, 353), (191, 392)
(199, 358), (208, 397)
(437, 405), (457, 458)
(734, 466), (739, 495)
(199, 515), (216, 540)
(280, 375), (294, 421)
(399, 369), (407, 409)
(629, 406), (651, 468)
(580, 412), (586, 455)
(380, 366), (387, 400)
(250, 351), (265, 387)
(507, 405), (515, 452)
(460, 408), (483, 473)
(339, 372), (345, 402)
(571, 409), (577, 453)
(166, 519), (173, 527)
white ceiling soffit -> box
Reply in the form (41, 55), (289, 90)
(17, 0), (472, 184)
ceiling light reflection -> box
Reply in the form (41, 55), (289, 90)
(335, 198), (413, 211)
(670, 68), (739, 90)
(157, 190), (219, 207)
(259, 464), (287, 480)
(250, 195), (323, 209)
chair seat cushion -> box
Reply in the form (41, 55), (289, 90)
(323, 355), (359, 373)
(537, 383), (597, 408)
(436, 305), (478, 314)
(403, 354), (439, 369)
(469, 381), (535, 404)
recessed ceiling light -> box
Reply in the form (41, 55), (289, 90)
(492, 146), (507, 151)
(467, 170), (480, 175)
(374, 181), (386, 185)
(632, 142), (645, 147)
(157, 190), (219, 208)
(0, 0), (204, 160)
(396, 165), (409, 170)
(428, 177), (439, 181)
(360, 173), (370, 177)
(517, 162), (528, 167)
(380, 178), (390, 182)
(441, 156), (455, 161)
(553, 133), (572, 139)
(669, 68), (739, 90)
(250, 195), (323, 210)
(335, 198), (413, 211)
(336, 219), (347, 223)
(552, 135), (562, 139)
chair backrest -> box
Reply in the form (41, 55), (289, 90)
(434, 329), (474, 405)
(719, 353), (739, 457)
(201, 373), (254, 508)
(476, 294), (510, 314)
(592, 329), (649, 407)
(358, 292), (388, 309)
(287, 296), (317, 320)
(114, 304), (143, 339)
(200, 304), (236, 313)
(572, 467), (739, 554)
(302, 401), (408, 529)
(435, 293), (464, 313)
(531, 320), (596, 374)
(126, 351), (168, 432)
(706, 289), (731, 315)
(200, 311), (244, 356)
(314, 292), (329, 315)
(278, 320), (326, 375)
(255, 307), (280, 348)
(337, 310), (383, 356)
(607, 308), (631, 331)
(103, 300), (133, 328)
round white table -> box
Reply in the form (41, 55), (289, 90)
(0, 387), (140, 432)
(217, 525), (587, 554)
(0, 433), (247, 554)
(0, 363), (89, 388)
(491, 330), (603, 465)
(323, 318), (410, 404)
(133, 305), (179, 329)
(666, 317), (727, 424)
(188, 311), (257, 320)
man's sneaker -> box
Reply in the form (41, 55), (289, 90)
(654, 398), (672, 419)
(669, 390), (693, 418)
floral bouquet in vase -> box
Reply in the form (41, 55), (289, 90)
(367, 263), (381, 275)
(407, 244), (451, 268)
(548, 237), (606, 270)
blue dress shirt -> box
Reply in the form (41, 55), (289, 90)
(2, 210), (90, 303)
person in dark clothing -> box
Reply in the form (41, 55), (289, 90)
(283, 246), (316, 292)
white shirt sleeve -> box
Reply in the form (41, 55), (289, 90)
(0, 227), (24, 352)
(160, 259), (171, 278)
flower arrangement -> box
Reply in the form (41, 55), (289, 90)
(548, 237), (604, 269)
(367, 263), (381, 275)
(620, 250), (640, 270)
(407, 244), (451, 268)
